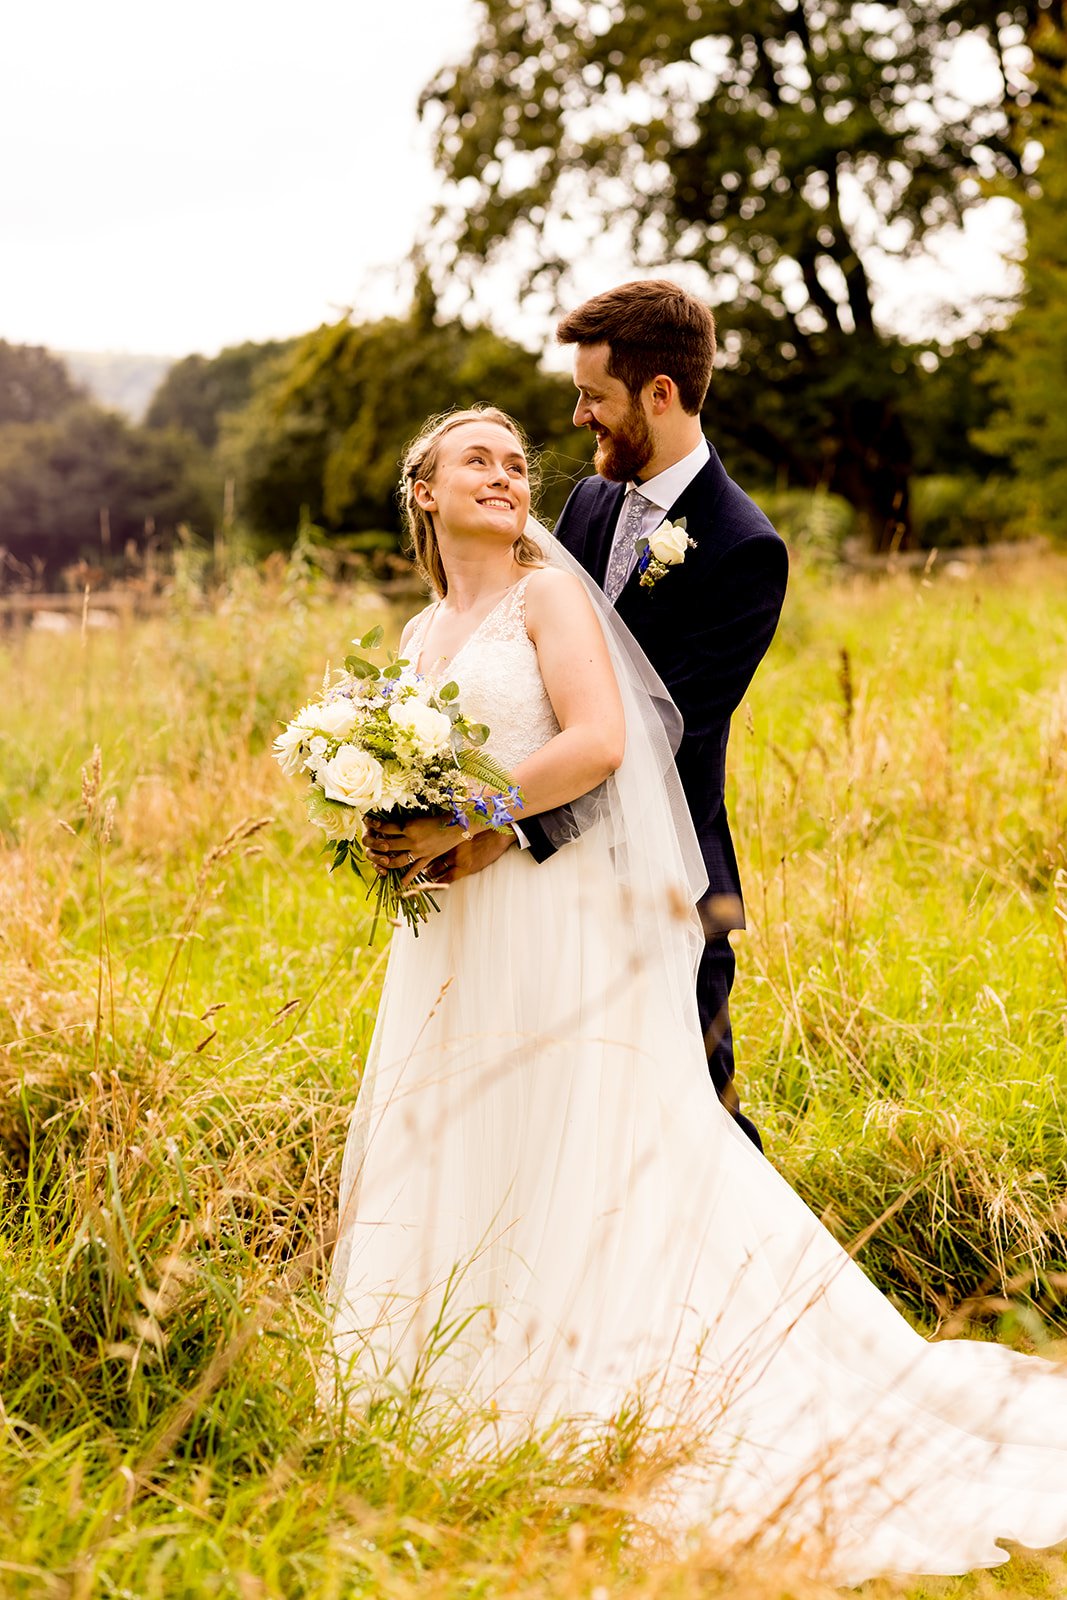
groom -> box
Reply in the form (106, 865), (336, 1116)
(442, 280), (787, 1148)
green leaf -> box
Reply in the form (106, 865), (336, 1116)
(344, 655), (380, 680)
(358, 625), (384, 650)
(382, 663), (403, 679)
(438, 681), (459, 702)
(465, 722), (490, 746)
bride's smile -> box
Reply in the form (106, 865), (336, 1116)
(414, 421), (532, 546)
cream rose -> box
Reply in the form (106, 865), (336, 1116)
(307, 791), (362, 841)
(648, 519), (690, 566)
(388, 699), (453, 758)
(300, 697), (359, 739)
(318, 744), (384, 812)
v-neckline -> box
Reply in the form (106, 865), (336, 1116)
(413, 576), (528, 678)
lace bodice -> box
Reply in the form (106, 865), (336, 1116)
(407, 576), (560, 769)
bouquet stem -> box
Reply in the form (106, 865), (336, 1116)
(330, 844), (441, 937)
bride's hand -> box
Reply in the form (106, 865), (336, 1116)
(363, 812), (458, 881)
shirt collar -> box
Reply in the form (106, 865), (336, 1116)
(629, 436), (710, 511)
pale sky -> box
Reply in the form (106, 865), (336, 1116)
(3, 0), (475, 356)
(2, 1), (1021, 361)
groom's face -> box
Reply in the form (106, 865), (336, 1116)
(572, 343), (654, 484)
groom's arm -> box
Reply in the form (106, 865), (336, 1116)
(669, 530), (788, 739)
(520, 524), (788, 863)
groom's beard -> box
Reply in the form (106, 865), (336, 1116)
(591, 401), (654, 483)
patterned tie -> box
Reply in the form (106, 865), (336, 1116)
(604, 487), (649, 603)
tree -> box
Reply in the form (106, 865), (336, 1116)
(224, 295), (580, 544)
(145, 339), (296, 450)
(0, 404), (212, 568)
(423, 0), (1045, 547)
(0, 341), (83, 425)
(976, 21), (1067, 538)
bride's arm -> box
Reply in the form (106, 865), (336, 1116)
(365, 569), (624, 873)
(511, 566), (625, 811)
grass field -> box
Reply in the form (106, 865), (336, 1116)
(1, 552), (1066, 1598)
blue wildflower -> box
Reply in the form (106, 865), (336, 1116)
(490, 794), (515, 825)
(447, 800), (470, 831)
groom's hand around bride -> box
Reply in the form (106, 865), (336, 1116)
(426, 830), (516, 886)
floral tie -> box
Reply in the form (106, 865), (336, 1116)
(604, 488), (649, 603)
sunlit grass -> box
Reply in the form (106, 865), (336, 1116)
(1, 552), (1065, 1597)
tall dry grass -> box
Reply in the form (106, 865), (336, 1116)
(0, 552), (1065, 1596)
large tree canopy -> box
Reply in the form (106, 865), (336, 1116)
(977, 17), (1067, 537)
(424, 0), (1050, 546)
(223, 294), (580, 543)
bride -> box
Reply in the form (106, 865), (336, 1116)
(325, 405), (1067, 1585)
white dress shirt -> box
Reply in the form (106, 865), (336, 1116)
(608, 435), (711, 593)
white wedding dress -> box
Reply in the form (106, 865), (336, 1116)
(327, 574), (1067, 1585)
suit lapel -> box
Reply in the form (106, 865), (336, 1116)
(613, 446), (728, 604)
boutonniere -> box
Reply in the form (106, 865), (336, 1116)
(634, 517), (697, 590)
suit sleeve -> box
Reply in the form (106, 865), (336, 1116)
(671, 532), (788, 738)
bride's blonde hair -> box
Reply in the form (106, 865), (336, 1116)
(400, 406), (544, 597)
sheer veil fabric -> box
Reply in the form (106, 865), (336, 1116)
(325, 521), (1067, 1584)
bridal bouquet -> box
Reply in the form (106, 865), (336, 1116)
(273, 626), (523, 932)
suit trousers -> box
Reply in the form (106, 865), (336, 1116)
(696, 933), (763, 1152)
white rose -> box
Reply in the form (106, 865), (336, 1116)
(300, 697), (359, 739)
(648, 520), (690, 566)
(318, 745), (384, 812)
(388, 699), (453, 758)
(307, 792), (362, 841)
(272, 723), (307, 777)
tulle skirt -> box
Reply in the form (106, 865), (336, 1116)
(327, 825), (1067, 1585)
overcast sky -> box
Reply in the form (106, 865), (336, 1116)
(3, 0), (1021, 360)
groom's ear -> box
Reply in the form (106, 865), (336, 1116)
(413, 479), (436, 510)
(648, 374), (676, 415)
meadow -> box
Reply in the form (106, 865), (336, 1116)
(1, 549), (1065, 1599)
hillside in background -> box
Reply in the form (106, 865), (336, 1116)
(60, 350), (174, 420)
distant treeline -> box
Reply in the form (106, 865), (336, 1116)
(0, 245), (1063, 584)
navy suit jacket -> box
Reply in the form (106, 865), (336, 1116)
(521, 443), (788, 928)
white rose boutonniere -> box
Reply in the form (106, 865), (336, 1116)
(635, 516), (696, 590)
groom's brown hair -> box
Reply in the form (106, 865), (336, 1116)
(557, 279), (716, 415)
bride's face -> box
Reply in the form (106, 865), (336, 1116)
(418, 422), (531, 542)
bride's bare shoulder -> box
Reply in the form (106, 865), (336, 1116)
(524, 565), (590, 608)
(524, 565), (601, 638)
